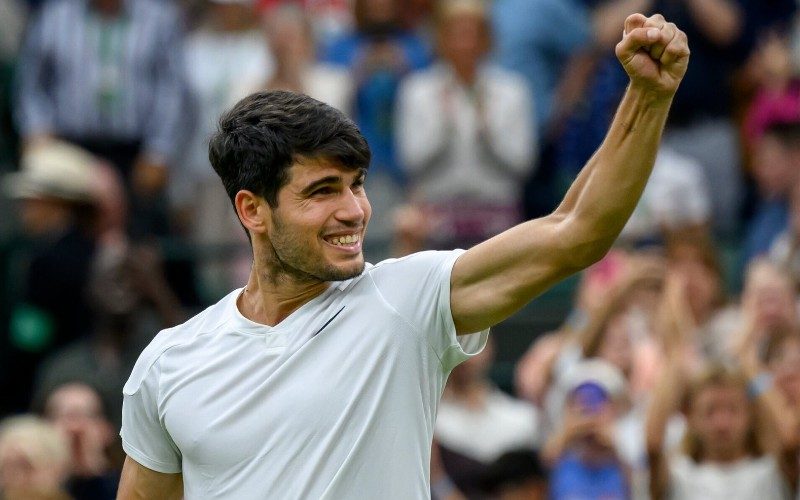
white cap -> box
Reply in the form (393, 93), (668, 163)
(564, 359), (627, 400)
(4, 141), (100, 203)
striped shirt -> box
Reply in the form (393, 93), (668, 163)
(15, 0), (188, 161)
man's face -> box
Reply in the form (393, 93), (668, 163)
(263, 159), (371, 283)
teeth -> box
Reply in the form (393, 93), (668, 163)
(329, 234), (359, 245)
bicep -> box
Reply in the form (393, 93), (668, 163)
(450, 214), (590, 334)
(118, 456), (183, 500)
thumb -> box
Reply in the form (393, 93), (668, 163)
(624, 13), (648, 36)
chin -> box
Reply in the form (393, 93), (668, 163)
(321, 259), (365, 281)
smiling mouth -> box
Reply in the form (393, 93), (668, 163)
(324, 233), (361, 247)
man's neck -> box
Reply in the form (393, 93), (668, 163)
(238, 271), (330, 327)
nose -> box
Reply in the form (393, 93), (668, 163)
(334, 188), (367, 225)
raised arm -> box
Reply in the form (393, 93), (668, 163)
(645, 272), (694, 500)
(450, 13), (689, 334)
(117, 456), (183, 500)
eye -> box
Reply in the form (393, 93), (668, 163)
(312, 186), (336, 196)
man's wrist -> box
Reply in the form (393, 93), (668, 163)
(626, 82), (675, 109)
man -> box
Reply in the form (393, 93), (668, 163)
(43, 383), (119, 500)
(118, 12), (689, 498)
(15, 0), (188, 237)
(396, 0), (535, 248)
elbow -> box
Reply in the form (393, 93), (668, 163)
(554, 217), (615, 272)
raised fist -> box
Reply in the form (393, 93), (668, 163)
(616, 13), (690, 99)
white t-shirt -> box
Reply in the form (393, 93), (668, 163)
(669, 454), (790, 500)
(121, 250), (488, 499)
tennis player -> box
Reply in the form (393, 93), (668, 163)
(117, 12), (689, 499)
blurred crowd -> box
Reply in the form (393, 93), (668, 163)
(2, 0), (800, 498)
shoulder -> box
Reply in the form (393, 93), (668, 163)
(367, 250), (464, 278)
(122, 290), (239, 394)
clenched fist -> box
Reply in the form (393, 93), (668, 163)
(616, 13), (690, 99)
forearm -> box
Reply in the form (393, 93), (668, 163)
(645, 360), (683, 453)
(683, 0), (742, 46)
(555, 85), (671, 258)
(646, 360), (683, 500)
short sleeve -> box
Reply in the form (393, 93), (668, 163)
(369, 250), (489, 372)
(120, 356), (182, 474)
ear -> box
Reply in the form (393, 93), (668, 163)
(235, 190), (269, 236)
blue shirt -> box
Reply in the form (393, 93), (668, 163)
(15, 0), (189, 160)
(550, 451), (630, 500)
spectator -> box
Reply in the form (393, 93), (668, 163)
(321, 0), (431, 244)
(647, 284), (799, 500)
(42, 383), (118, 500)
(742, 33), (800, 152)
(525, 254), (669, 497)
(34, 242), (184, 429)
(15, 0), (190, 238)
(177, 0), (271, 299)
(543, 359), (631, 500)
(259, 4), (353, 114)
(743, 120), (800, 264)
(646, 362), (799, 500)
(2, 141), (105, 412)
(396, 0), (535, 248)
(515, 250), (631, 407)
(533, 254), (664, 429)
(435, 338), (540, 497)
(0, 415), (71, 500)
(619, 146), (711, 245)
(663, 230), (738, 361)
(723, 259), (798, 362)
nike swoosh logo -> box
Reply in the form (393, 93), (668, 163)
(312, 306), (345, 337)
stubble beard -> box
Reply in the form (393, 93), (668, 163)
(265, 214), (365, 284)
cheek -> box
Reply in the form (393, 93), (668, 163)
(360, 197), (373, 222)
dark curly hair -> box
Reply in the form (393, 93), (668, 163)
(208, 90), (371, 209)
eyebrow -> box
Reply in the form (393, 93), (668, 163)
(299, 169), (367, 196)
(300, 176), (341, 196)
